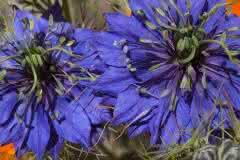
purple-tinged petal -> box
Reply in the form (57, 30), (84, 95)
(27, 107), (50, 160)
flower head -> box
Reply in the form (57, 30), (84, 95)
(95, 0), (240, 144)
(0, 11), (111, 159)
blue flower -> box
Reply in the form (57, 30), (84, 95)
(94, 0), (240, 144)
(0, 11), (111, 159)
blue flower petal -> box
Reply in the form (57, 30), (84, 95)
(105, 13), (157, 41)
(149, 98), (169, 144)
(190, 0), (207, 24)
(176, 98), (191, 128)
(76, 89), (112, 124)
(0, 92), (17, 125)
(113, 86), (158, 125)
(204, 4), (225, 33)
(177, 0), (187, 13)
(128, 0), (160, 23)
(161, 114), (180, 144)
(128, 124), (149, 138)
(48, 138), (64, 160)
(53, 97), (91, 148)
(14, 11), (48, 39)
(94, 32), (127, 67)
(27, 106), (50, 160)
(94, 67), (136, 96)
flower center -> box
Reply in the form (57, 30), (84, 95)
(21, 47), (57, 100)
(174, 26), (204, 65)
(23, 47), (48, 80)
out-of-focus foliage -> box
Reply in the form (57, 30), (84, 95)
(56, 127), (153, 160)
(10, 0), (131, 30)
(104, 0), (131, 16)
(0, 0), (15, 44)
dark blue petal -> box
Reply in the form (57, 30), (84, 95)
(204, 3), (225, 33)
(190, 0), (207, 24)
(224, 84), (240, 110)
(0, 92), (17, 125)
(128, 0), (160, 24)
(74, 28), (96, 42)
(14, 11), (48, 39)
(95, 32), (127, 67)
(94, 67), (136, 96)
(161, 114), (180, 144)
(113, 86), (158, 125)
(128, 124), (149, 138)
(207, 0), (225, 9)
(76, 89), (112, 124)
(177, 0), (187, 13)
(27, 106), (50, 159)
(105, 13), (157, 41)
(0, 119), (24, 144)
(53, 97), (91, 148)
(176, 98), (191, 128)
(149, 98), (169, 144)
(48, 138), (64, 160)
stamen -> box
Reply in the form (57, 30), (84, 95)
(200, 39), (240, 63)
(199, 2), (228, 27)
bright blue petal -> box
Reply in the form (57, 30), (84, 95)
(27, 106), (50, 159)
(177, 0), (187, 13)
(76, 89), (112, 124)
(161, 114), (180, 144)
(113, 86), (158, 125)
(149, 98), (169, 144)
(95, 32), (127, 67)
(94, 67), (136, 96)
(14, 11), (48, 39)
(204, 3), (225, 33)
(176, 98), (191, 128)
(128, 124), (149, 138)
(48, 138), (64, 160)
(190, 0), (207, 24)
(128, 0), (160, 23)
(105, 13), (157, 41)
(53, 97), (91, 148)
(0, 92), (17, 124)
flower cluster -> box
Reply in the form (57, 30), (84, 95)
(2, 0), (240, 159)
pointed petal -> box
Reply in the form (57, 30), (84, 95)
(0, 92), (17, 125)
(53, 98), (91, 148)
(27, 107), (50, 159)
(94, 67), (136, 96)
